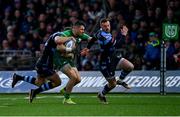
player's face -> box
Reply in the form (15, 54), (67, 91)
(73, 25), (85, 36)
(101, 21), (111, 33)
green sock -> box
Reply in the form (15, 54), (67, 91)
(64, 93), (70, 99)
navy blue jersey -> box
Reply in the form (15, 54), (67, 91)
(36, 32), (62, 77)
(93, 29), (125, 78)
(44, 32), (62, 52)
(94, 30), (116, 58)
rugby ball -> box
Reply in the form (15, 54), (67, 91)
(65, 40), (74, 48)
(64, 40), (76, 51)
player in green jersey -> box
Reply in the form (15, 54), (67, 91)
(54, 21), (93, 104)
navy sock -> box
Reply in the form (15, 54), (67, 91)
(22, 76), (36, 84)
(119, 70), (130, 80)
(16, 74), (36, 85)
(35, 82), (53, 94)
(102, 84), (112, 95)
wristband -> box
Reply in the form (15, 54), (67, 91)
(65, 47), (72, 52)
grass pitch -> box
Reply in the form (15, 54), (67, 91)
(0, 93), (180, 116)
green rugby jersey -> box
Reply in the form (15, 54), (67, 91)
(59, 30), (91, 43)
(53, 30), (91, 69)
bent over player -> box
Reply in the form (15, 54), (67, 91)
(11, 30), (74, 103)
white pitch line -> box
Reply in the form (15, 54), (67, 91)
(0, 95), (180, 101)
(0, 106), (8, 107)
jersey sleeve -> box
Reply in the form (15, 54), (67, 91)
(80, 33), (92, 41)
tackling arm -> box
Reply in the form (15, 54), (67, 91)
(54, 36), (75, 45)
(81, 37), (96, 56)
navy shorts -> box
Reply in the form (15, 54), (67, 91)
(99, 55), (121, 79)
(35, 59), (55, 78)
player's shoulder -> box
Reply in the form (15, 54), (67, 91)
(79, 33), (91, 40)
(53, 30), (72, 37)
(95, 29), (109, 38)
(61, 30), (73, 37)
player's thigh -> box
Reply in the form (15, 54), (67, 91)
(35, 76), (46, 86)
(118, 58), (134, 70)
(47, 72), (61, 85)
(100, 63), (115, 78)
(62, 64), (79, 80)
(71, 67), (81, 82)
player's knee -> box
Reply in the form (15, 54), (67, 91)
(109, 80), (116, 88)
(35, 79), (44, 86)
(53, 80), (61, 87)
(56, 80), (62, 86)
(112, 82), (117, 88)
(129, 63), (134, 71)
(75, 77), (81, 84)
(126, 63), (134, 71)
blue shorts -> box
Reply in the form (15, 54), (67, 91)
(99, 55), (121, 79)
(35, 58), (55, 78)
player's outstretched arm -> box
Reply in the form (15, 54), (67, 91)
(81, 37), (96, 56)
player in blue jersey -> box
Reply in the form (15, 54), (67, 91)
(11, 31), (75, 103)
(81, 18), (134, 104)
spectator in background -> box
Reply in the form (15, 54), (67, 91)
(173, 41), (180, 69)
(2, 40), (11, 50)
(87, 1), (105, 20)
(6, 31), (17, 49)
(144, 32), (160, 70)
(163, 8), (179, 24)
(167, 41), (180, 70)
(17, 39), (25, 50)
(0, 0), (179, 71)
(20, 11), (37, 33)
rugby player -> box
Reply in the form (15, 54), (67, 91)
(11, 28), (75, 103)
(53, 21), (94, 104)
(81, 18), (134, 104)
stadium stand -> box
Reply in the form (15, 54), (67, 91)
(0, 0), (180, 70)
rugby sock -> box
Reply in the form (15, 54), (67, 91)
(16, 75), (36, 84)
(35, 82), (53, 94)
(64, 93), (70, 99)
(102, 84), (112, 95)
(22, 76), (36, 84)
(119, 70), (130, 80)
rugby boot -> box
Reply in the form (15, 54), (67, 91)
(97, 92), (108, 104)
(62, 98), (76, 104)
(11, 73), (21, 88)
(29, 89), (36, 103)
(117, 80), (131, 89)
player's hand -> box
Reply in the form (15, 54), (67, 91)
(81, 48), (89, 56)
(121, 26), (128, 36)
(69, 37), (76, 43)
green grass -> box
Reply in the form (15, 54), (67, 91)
(0, 93), (180, 116)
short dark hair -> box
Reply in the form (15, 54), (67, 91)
(100, 18), (110, 24)
(73, 20), (86, 27)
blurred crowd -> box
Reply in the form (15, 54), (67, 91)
(0, 0), (180, 70)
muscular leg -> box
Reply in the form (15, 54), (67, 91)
(60, 64), (81, 104)
(118, 58), (134, 80)
(102, 78), (117, 95)
(98, 77), (117, 104)
(61, 64), (80, 94)
(11, 73), (46, 88)
(34, 73), (61, 94)
(116, 58), (134, 89)
(29, 73), (61, 103)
